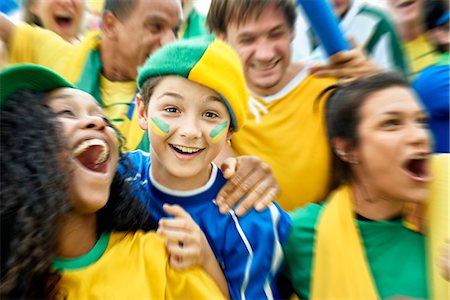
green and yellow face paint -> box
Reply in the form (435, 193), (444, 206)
(150, 117), (170, 137)
(210, 121), (228, 144)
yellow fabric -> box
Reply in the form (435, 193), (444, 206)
(189, 38), (249, 131)
(404, 34), (438, 78)
(55, 231), (224, 299)
(125, 109), (144, 151)
(427, 154), (450, 300)
(99, 75), (136, 136)
(312, 185), (379, 299)
(231, 75), (335, 211)
(8, 25), (140, 146)
(9, 25), (99, 83)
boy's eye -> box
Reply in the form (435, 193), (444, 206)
(164, 107), (179, 113)
(203, 111), (219, 119)
(417, 116), (429, 127)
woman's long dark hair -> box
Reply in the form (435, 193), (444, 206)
(319, 71), (410, 189)
(1, 90), (156, 299)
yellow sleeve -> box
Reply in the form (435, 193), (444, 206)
(165, 266), (225, 299)
(140, 232), (224, 299)
(8, 24), (73, 68)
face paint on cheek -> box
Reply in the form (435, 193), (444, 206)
(210, 121), (228, 144)
(150, 117), (170, 137)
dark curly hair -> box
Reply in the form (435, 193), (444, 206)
(1, 90), (156, 299)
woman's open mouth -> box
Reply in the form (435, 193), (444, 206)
(53, 12), (74, 28)
(403, 154), (431, 183)
(72, 139), (110, 173)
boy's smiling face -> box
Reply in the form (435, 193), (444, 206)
(137, 76), (233, 190)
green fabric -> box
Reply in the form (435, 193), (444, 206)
(0, 64), (74, 108)
(136, 131), (150, 152)
(180, 10), (211, 39)
(137, 35), (214, 89)
(52, 232), (110, 271)
(437, 52), (450, 66)
(361, 5), (409, 77)
(283, 203), (428, 299)
(76, 48), (102, 106)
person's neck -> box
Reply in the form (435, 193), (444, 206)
(151, 163), (213, 191)
(350, 183), (404, 221)
(99, 41), (133, 82)
(397, 21), (424, 42)
(56, 212), (98, 258)
(250, 61), (305, 97)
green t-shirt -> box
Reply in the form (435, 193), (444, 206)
(283, 203), (428, 299)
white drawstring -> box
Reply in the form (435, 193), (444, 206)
(248, 96), (268, 124)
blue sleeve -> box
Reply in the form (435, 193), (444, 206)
(219, 204), (292, 299)
(413, 65), (450, 153)
(119, 151), (165, 221)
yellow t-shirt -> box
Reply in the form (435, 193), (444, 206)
(8, 24), (140, 148)
(231, 72), (335, 211)
(404, 34), (438, 78)
(99, 75), (137, 138)
(53, 231), (224, 299)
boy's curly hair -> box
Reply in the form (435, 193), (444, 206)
(1, 90), (156, 299)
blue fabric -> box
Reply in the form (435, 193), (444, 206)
(413, 59), (449, 153)
(121, 150), (292, 300)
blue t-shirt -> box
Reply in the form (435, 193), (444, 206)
(122, 150), (292, 300)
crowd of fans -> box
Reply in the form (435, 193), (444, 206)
(0, 0), (448, 299)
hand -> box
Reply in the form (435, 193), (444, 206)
(157, 204), (210, 269)
(216, 156), (280, 216)
(309, 40), (379, 79)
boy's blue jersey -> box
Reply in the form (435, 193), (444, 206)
(122, 150), (292, 300)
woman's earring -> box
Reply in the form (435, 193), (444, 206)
(336, 149), (358, 164)
(335, 149), (345, 157)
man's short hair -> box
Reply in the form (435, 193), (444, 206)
(206, 0), (297, 35)
(104, 0), (139, 21)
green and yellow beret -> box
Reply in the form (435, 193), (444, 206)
(137, 36), (249, 131)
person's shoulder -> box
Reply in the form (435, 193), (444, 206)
(123, 150), (151, 163)
(121, 150), (151, 174)
(413, 63), (449, 89)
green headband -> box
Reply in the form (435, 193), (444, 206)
(0, 64), (75, 109)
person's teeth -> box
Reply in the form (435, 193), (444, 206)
(72, 139), (109, 164)
(411, 154), (427, 160)
(173, 145), (200, 153)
